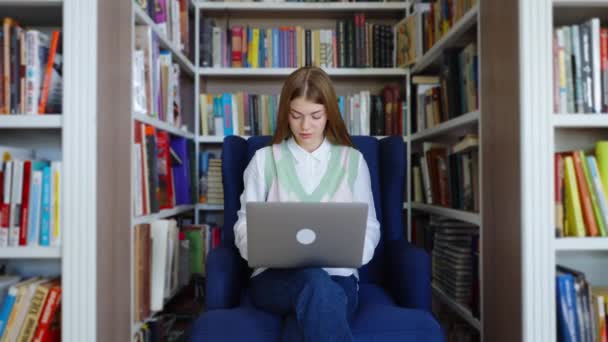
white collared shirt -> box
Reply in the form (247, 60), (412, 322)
(233, 137), (381, 278)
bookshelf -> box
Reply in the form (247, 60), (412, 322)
(0, 116), (62, 129)
(193, 0), (411, 224)
(130, 0), (198, 338)
(404, 1), (482, 338)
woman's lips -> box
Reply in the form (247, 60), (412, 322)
(300, 133), (312, 139)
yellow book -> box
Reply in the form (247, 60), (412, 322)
(200, 94), (208, 136)
(564, 156), (586, 236)
(52, 162), (61, 246)
(592, 287), (608, 342)
(266, 28), (272, 68)
(17, 279), (58, 342)
(313, 30), (321, 67)
(250, 28), (260, 68)
(296, 26), (303, 68)
(596, 141), (608, 200)
(1, 277), (40, 342)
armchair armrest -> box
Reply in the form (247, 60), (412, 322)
(386, 239), (432, 312)
(205, 246), (245, 310)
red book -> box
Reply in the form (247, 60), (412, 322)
(211, 227), (221, 249)
(19, 160), (31, 245)
(32, 285), (62, 342)
(601, 28), (608, 112)
(231, 26), (243, 68)
(155, 131), (174, 210)
(572, 151), (599, 236)
(0, 162), (11, 245)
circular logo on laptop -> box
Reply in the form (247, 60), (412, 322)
(296, 228), (316, 245)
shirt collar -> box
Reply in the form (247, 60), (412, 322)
(287, 137), (331, 164)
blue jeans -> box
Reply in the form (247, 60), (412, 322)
(249, 268), (358, 342)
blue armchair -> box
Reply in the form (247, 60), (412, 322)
(189, 136), (444, 341)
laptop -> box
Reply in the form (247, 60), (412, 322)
(246, 202), (368, 269)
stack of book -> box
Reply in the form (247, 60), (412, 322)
(1, 18), (62, 115)
(0, 146), (61, 248)
(200, 13), (395, 69)
(0, 276), (62, 341)
(555, 141), (608, 238)
(199, 152), (223, 205)
(412, 135), (479, 212)
(134, 0), (190, 56)
(199, 86), (405, 138)
(431, 219), (479, 317)
(556, 265), (608, 341)
(395, 0), (477, 67)
(553, 18), (608, 114)
(134, 25), (184, 127)
(133, 122), (196, 217)
(133, 219), (186, 323)
(411, 42), (478, 133)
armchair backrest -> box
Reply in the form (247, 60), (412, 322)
(221, 135), (406, 284)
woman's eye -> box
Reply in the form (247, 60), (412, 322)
(290, 113), (302, 119)
(312, 115), (322, 120)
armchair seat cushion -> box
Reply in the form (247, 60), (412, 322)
(189, 284), (443, 342)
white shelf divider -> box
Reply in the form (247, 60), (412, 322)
(0, 115), (62, 129)
(133, 4), (195, 76)
(410, 202), (481, 225)
(197, 135), (229, 143)
(553, 0), (608, 7)
(412, 5), (478, 74)
(553, 114), (608, 128)
(554, 237), (608, 251)
(410, 111), (479, 142)
(199, 67), (407, 77)
(134, 113), (195, 139)
(133, 205), (196, 225)
(0, 247), (61, 259)
(432, 284), (481, 331)
(0, 0), (62, 5)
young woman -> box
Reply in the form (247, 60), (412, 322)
(233, 66), (381, 341)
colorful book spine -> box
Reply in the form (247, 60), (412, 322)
(39, 166), (51, 246)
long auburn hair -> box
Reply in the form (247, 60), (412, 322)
(270, 67), (353, 147)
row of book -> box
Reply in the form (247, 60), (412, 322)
(1, 19), (62, 115)
(200, 15), (395, 69)
(133, 219), (220, 323)
(556, 265), (607, 342)
(199, 152), (223, 205)
(134, 0), (191, 57)
(134, 25), (184, 127)
(555, 141), (608, 238)
(431, 218), (480, 319)
(395, 0), (477, 68)
(0, 276), (61, 342)
(412, 135), (479, 212)
(199, 86), (404, 138)
(411, 43), (479, 133)
(553, 19), (608, 114)
(0, 147), (60, 248)
(133, 122), (197, 217)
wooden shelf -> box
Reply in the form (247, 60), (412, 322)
(197, 204), (224, 211)
(555, 237), (608, 251)
(0, 247), (61, 259)
(411, 4), (478, 74)
(0, 115), (62, 129)
(410, 203), (480, 225)
(133, 4), (195, 76)
(195, 1), (409, 18)
(199, 67), (407, 77)
(432, 283), (481, 331)
(134, 113), (195, 139)
(411, 111), (479, 142)
(133, 205), (195, 225)
(553, 114), (608, 128)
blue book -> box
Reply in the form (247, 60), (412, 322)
(259, 29), (265, 68)
(222, 93), (233, 136)
(40, 166), (52, 246)
(0, 286), (17, 337)
(338, 96), (345, 118)
(170, 137), (191, 205)
(273, 29), (280, 68)
(27, 161), (48, 245)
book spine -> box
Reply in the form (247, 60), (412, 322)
(39, 166), (51, 246)
(18, 161), (31, 246)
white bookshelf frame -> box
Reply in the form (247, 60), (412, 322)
(0, 115), (62, 129)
